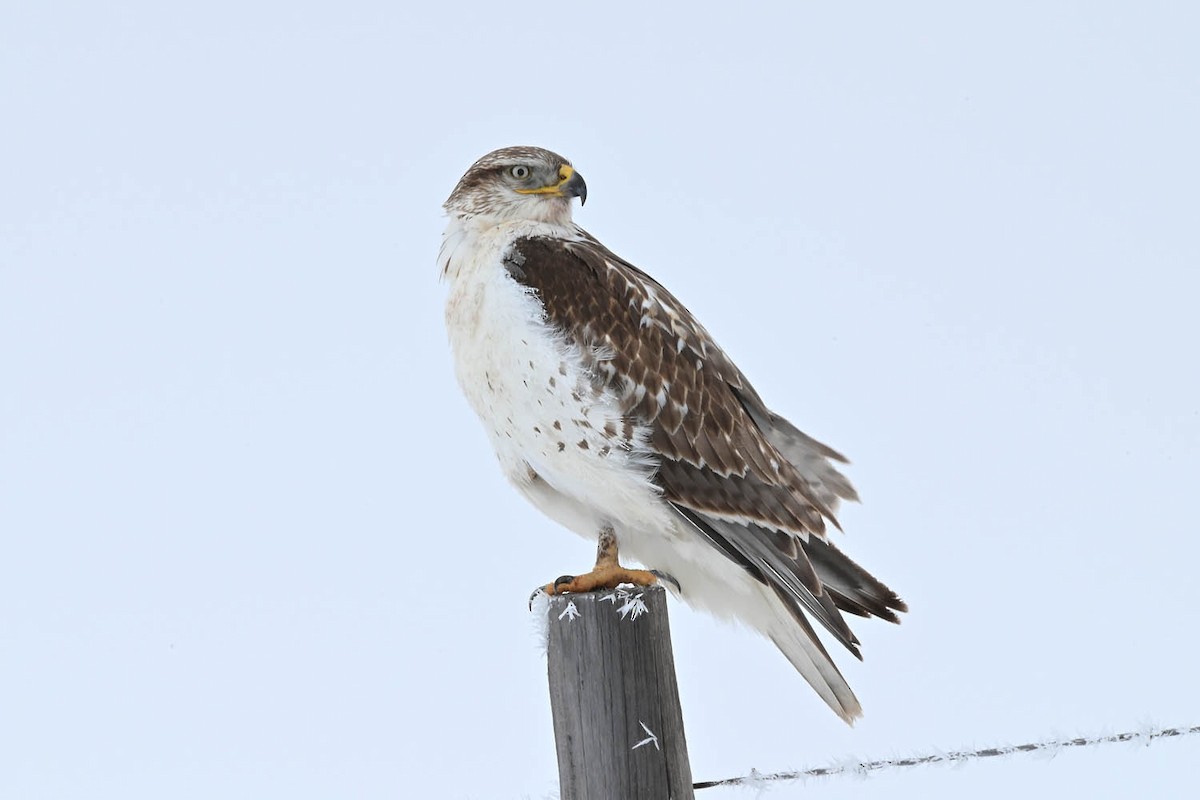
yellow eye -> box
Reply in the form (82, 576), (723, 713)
(510, 165), (531, 179)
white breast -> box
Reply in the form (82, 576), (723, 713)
(440, 217), (672, 539)
(439, 216), (772, 651)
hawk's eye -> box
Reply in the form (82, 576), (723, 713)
(510, 165), (531, 180)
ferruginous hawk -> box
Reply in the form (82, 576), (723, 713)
(439, 146), (905, 723)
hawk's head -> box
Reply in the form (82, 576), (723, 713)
(444, 146), (587, 225)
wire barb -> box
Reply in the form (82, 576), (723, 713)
(693, 723), (1200, 790)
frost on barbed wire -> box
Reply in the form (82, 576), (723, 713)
(692, 724), (1200, 790)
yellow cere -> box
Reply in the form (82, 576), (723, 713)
(515, 164), (575, 196)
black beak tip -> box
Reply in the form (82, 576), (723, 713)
(566, 171), (588, 206)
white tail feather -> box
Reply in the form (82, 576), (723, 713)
(764, 592), (862, 724)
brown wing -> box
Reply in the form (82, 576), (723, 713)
(504, 232), (905, 654)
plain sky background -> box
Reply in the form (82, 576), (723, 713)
(3, 2), (1199, 798)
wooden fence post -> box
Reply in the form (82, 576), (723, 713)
(544, 585), (695, 800)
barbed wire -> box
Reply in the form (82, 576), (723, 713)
(693, 723), (1200, 790)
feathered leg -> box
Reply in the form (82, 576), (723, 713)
(543, 526), (664, 594)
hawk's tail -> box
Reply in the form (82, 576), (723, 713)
(765, 583), (864, 723)
(669, 507), (866, 724)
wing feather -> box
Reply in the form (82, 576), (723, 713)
(503, 232), (904, 666)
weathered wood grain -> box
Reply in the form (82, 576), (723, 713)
(545, 585), (694, 800)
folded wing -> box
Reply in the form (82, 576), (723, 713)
(504, 231), (905, 720)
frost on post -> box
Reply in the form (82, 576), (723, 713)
(529, 589), (551, 654)
(600, 587), (650, 621)
(632, 721), (661, 751)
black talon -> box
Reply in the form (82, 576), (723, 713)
(553, 575), (576, 591)
(651, 570), (682, 593)
(528, 587), (546, 609)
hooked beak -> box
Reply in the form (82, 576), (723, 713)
(561, 166), (587, 205)
(515, 164), (588, 206)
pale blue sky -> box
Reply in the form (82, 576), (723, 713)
(3, 2), (1198, 798)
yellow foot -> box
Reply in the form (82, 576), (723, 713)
(529, 527), (681, 607)
(543, 565), (660, 596)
